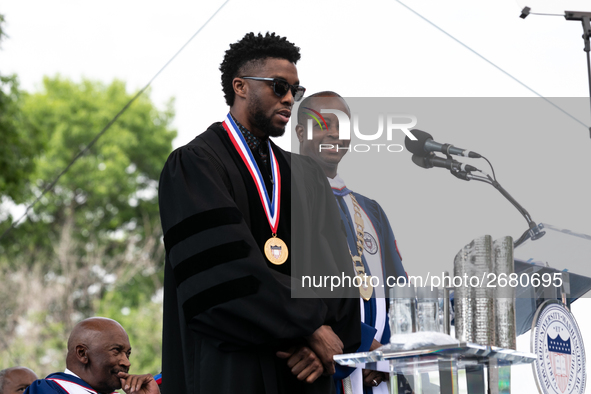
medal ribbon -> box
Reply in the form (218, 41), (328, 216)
(222, 113), (281, 233)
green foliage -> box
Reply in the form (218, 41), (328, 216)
(0, 75), (174, 376)
(1, 76), (175, 261)
(0, 14), (44, 202)
(0, 310), (68, 373)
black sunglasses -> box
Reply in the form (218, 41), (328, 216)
(241, 77), (306, 102)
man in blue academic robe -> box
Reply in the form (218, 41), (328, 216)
(25, 318), (158, 394)
(296, 92), (409, 394)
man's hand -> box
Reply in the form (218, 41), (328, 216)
(362, 368), (387, 388)
(276, 346), (323, 383)
(369, 339), (382, 351)
(362, 340), (387, 387)
(305, 325), (343, 375)
(117, 372), (159, 394)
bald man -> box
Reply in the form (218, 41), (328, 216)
(25, 317), (159, 394)
(0, 367), (38, 394)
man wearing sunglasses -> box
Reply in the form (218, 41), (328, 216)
(158, 33), (360, 394)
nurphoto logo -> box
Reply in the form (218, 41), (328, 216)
(304, 108), (418, 153)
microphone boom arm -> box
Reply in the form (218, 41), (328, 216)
(464, 172), (545, 247)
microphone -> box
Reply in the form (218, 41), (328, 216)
(405, 129), (482, 158)
(412, 153), (480, 173)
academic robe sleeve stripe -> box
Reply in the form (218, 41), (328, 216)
(173, 240), (251, 287)
(182, 275), (260, 321)
(163, 207), (242, 253)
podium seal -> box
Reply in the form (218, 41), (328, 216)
(531, 300), (586, 394)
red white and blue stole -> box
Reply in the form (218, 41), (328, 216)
(45, 372), (103, 394)
(47, 379), (96, 394)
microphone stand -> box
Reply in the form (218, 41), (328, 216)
(452, 169), (545, 247)
(412, 147), (546, 247)
(564, 11), (591, 139)
(520, 8), (591, 138)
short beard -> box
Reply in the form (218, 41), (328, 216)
(249, 96), (285, 138)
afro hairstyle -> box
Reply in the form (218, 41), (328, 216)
(220, 32), (301, 106)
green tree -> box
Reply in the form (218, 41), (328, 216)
(0, 14), (44, 202)
(0, 76), (175, 375)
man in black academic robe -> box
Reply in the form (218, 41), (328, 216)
(158, 32), (360, 394)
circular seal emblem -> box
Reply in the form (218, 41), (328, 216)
(264, 236), (288, 265)
(363, 232), (378, 255)
(531, 300), (586, 394)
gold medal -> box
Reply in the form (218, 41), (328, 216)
(264, 235), (288, 265)
(224, 114), (286, 266)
